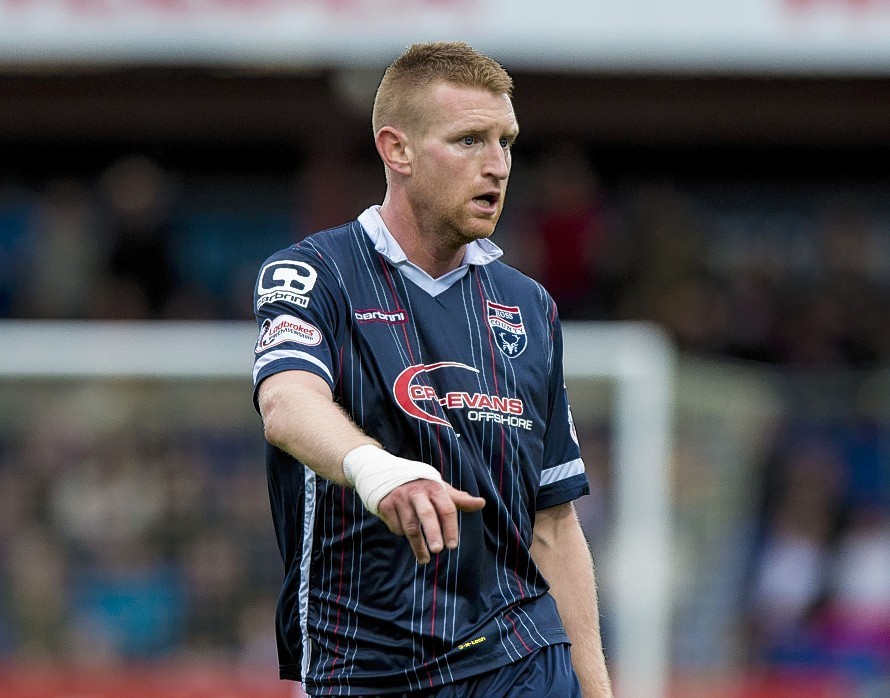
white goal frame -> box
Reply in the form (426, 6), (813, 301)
(0, 320), (674, 698)
(562, 322), (674, 698)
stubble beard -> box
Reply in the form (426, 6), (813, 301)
(412, 201), (496, 255)
(441, 212), (499, 252)
(444, 197), (504, 247)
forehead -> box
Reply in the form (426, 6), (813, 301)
(419, 81), (518, 134)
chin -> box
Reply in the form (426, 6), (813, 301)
(468, 216), (499, 239)
(447, 212), (498, 244)
(461, 227), (495, 244)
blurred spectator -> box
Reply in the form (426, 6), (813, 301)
(4, 527), (69, 659)
(0, 183), (36, 317)
(67, 538), (185, 661)
(747, 438), (844, 667)
(519, 143), (618, 319)
(297, 146), (383, 236)
(181, 530), (245, 656)
(93, 155), (179, 319)
(14, 178), (102, 319)
(615, 184), (726, 354)
(816, 507), (890, 677)
(723, 270), (784, 363)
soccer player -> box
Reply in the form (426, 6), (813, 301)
(253, 41), (613, 697)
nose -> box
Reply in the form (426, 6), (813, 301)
(483, 142), (510, 180)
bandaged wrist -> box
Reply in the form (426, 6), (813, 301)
(342, 444), (445, 517)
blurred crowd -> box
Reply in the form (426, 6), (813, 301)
(0, 395), (280, 666)
(503, 145), (890, 369)
(2, 147), (890, 370)
(744, 409), (890, 686)
(1, 146), (889, 683)
(0, 154), (296, 322)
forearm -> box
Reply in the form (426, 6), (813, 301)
(258, 370), (377, 485)
(257, 369), (485, 563)
(531, 503), (613, 698)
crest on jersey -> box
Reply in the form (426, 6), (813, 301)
(486, 301), (527, 358)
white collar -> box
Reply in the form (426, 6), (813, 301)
(357, 205), (502, 296)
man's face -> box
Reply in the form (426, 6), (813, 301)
(405, 81), (518, 246)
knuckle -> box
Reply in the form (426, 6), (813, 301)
(402, 520), (422, 537)
(413, 500), (436, 517)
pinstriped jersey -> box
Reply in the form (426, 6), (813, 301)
(252, 208), (589, 696)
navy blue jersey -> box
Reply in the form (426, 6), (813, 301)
(252, 208), (589, 696)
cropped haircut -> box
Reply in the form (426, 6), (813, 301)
(372, 41), (514, 137)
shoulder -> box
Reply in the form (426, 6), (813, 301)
(257, 222), (365, 278)
(254, 222), (363, 307)
(304, 220), (363, 247)
(483, 259), (557, 308)
(486, 258), (546, 289)
(286, 221), (363, 262)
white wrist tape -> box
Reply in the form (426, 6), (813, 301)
(342, 444), (445, 517)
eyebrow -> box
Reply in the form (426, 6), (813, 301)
(450, 119), (519, 136)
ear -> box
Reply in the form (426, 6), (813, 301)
(375, 126), (412, 177)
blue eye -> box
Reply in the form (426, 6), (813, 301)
(499, 137), (511, 149)
(462, 136), (476, 146)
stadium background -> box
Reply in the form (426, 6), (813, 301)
(2, 1), (890, 696)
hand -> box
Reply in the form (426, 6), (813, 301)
(377, 481), (485, 564)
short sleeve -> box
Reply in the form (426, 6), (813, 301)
(536, 303), (590, 509)
(252, 244), (343, 409)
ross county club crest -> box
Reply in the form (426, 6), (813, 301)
(486, 300), (527, 359)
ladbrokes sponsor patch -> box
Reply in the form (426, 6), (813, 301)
(256, 315), (322, 352)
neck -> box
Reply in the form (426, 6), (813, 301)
(378, 197), (467, 279)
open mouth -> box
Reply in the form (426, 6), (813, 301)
(473, 193), (499, 207)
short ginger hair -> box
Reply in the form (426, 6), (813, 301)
(372, 41), (514, 137)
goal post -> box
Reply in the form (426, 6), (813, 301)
(0, 320), (675, 698)
(563, 322), (675, 698)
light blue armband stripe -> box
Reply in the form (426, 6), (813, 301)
(540, 458), (585, 486)
(253, 349), (333, 385)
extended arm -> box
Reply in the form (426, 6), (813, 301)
(257, 369), (484, 563)
(259, 369), (374, 483)
(530, 502), (613, 698)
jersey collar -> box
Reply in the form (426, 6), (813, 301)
(357, 206), (503, 296)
